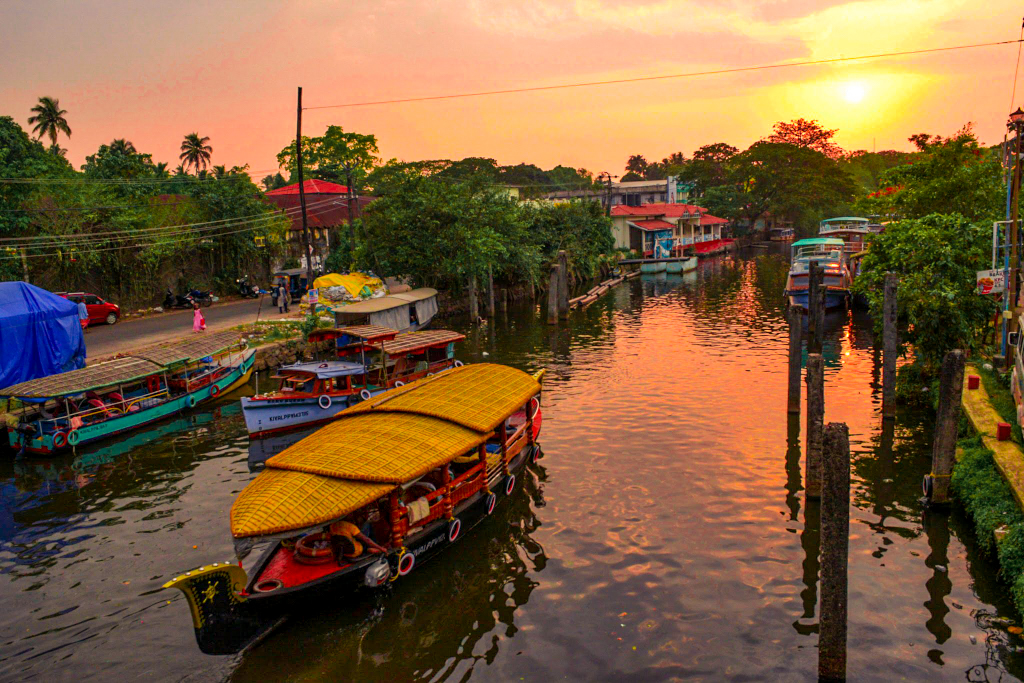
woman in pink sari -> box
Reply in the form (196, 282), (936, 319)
(192, 302), (206, 333)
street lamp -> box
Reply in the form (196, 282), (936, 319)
(1010, 107), (1024, 128)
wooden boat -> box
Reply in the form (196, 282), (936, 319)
(666, 257), (697, 273)
(328, 288), (438, 333)
(783, 238), (853, 311)
(164, 363), (545, 655)
(2, 331), (253, 455)
(242, 327), (466, 439)
(640, 261), (667, 274)
(769, 227), (795, 241)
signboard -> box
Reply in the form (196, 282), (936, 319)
(977, 269), (1005, 295)
(308, 288), (319, 305)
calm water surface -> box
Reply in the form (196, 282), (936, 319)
(2, 249), (1023, 681)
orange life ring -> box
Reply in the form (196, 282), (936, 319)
(211, 383), (221, 397)
(147, 376), (161, 394)
(295, 532), (334, 564)
(52, 430), (68, 449)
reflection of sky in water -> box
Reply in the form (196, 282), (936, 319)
(0, 249), (1020, 681)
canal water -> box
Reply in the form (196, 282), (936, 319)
(2, 248), (1023, 681)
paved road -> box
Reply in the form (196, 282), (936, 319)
(85, 296), (298, 359)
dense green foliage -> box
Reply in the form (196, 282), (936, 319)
(277, 126), (380, 189)
(854, 214), (995, 369)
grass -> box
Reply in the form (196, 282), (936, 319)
(953, 436), (1024, 614)
(975, 363), (1024, 446)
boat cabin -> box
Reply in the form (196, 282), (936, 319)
(329, 288), (439, 333)
(370, 330), (466, 386)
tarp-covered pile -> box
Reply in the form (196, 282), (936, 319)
(0, 282), (86, 391)
(312, 272), (386, 304)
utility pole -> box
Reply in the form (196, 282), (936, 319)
(603, 172), (613, 216)
(296, 86), (314, 288)
(345, 163), (356, 252)
(1009, 107), (1024, 362)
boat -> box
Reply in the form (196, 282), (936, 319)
(328, 288), (438, 333)
(2, 331), (254, 456)
(818, 217), (882, 258)
(665, 257), (698, 274)
(640, 261), (667, 274)
(241, 327), (466, 439)
(784, 238), (853, 311)
(163, 363), (545, 655)
(769, 227), (795, 241)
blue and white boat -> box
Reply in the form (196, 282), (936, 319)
(784, 238), (853, 311)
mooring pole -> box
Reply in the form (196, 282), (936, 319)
(882, 273), (898, 419)
(808, 261), (821, 354)
(547, 264), (559, 325)
(468, 275), (479, 323)
(818, 422), (850, 682)
(787, 305), (803, 414)
(558, 250), (569, 320)
(486, 266), (496, 318)
(805, 353), (824, 499)
(927, 349), (966, 505)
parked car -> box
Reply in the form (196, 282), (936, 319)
(57, 292), (120, 326)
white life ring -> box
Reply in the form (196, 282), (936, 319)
(454, 360), (464, 368)
(360, 388), (372, 401)
(394, 380), (405, 387)
(318, 395), (332, 410)
(505, 474), (516, 496)
(398, 552), (415, 576)
(447, 517), (461, 543)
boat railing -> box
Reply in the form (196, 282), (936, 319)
(30, 386), (170, 432)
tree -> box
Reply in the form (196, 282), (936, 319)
(765, 118), (844, 160)
(153, 162), (170, 179)
(277, 126), (379, 187)
(179, 133), (213, 175)
(857, 125), (1002, 222)
(677, 143), (738, 197)
(625, 154), (648, 178)
(853, 214), (995, 369)
(28, 96), (71, 149)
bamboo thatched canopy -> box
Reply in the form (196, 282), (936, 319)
(131, 330), (242, 367)
(0, 357), (165, 398)
(376, 330), (465, 356)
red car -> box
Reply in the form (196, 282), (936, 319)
(58, 292), (121, 326)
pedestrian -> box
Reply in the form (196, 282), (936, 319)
(271, 282), (279, 309)
(277, 283), (289, 314)
(77, 298), (89, 333)
(192, 302), (206, 333)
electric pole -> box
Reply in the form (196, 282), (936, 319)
(345, 163), (356, 253)
(599, 172), (614, 216)
(296, 86), (314, 288)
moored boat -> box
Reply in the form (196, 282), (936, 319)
(328, 288), (439, 333)
(769, 227), (795, 241)
(2, 331), (253, 455)
(783, 238), (853, 311)
(640, 261), (667, 274)
(164, 363), (545, 654)
(241, 327), (466, 439)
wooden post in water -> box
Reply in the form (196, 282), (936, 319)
(468, 275), (479, 323)
(498, 287), (508, 311)
(818, 422), (850, 682)
(805, 353), (824, 499)
(557, 250), (569, 320)
(807, 261), (821, 354)
(882, 274), (898, 419)
(814, 269), (826, 354)
(787, 305), (803, 414)
(486, 266), (496, 318)
(547, 265), (559, 325)
(928, 349), (965, 505)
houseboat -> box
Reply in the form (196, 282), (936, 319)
(818, 217), (883, 256)
(666, 257), (698, 273)
(241, 327), (465, 439)
(2, 331), (254, 455)
(769, 227), (796, 241)
(784, 238), (853, 311)
(164, 363), (545, 655)
(329, 288), (438, 333)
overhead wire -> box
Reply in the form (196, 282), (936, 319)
(304, 39), (1023, 110)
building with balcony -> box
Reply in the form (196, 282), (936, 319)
(610, 203), (730, 257)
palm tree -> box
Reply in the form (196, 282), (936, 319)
(109, 138), (137, 155)
(153, 162), (170, 178)
(212, 165), (227, 179)
(28, 96), (71, 148)
(179, 133), (212, 175)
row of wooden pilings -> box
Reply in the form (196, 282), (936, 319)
(785, 268), (965, 680)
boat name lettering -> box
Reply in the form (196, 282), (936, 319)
(269, 411), (310, 422)
(412, 534), (446, 557)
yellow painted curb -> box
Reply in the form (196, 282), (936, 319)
(962, 365), (1024, 511)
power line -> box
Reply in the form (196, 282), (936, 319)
(0, 169), (282, 185)
(304, 39), (1022, 110)
(1011, 19), (1024, 109)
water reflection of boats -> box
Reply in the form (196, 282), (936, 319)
(247, 425), (314, 471)
(2, 331), (253, 455)
(164, 364), (545, 655)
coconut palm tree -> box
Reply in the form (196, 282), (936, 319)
(179, 133), (212, 175)
(153, 162), (170, 178)
(28, 96), (71, 148)
(109, 138), (137, 156)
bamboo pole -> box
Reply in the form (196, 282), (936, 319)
(547, 265), (559, 325)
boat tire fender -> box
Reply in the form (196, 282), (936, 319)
(67, 429), (81, 446)
(52, 430), (68, 449)
(531, 444), (542, 464)
(454, 360), (464, 368)
(427, 372), (434, 377)
(186, 395), (197, 409)
(486, 493), (497, 515)
(398, 552), (415, 576)
(254, 578), (283, 593)
(505, 474), (516, 496)
(318, 395), (332, 410)
(360, 389), (372, 401)
(448, 517), (461, 543)
(923, 474), (933, 499)
(394, 381), (404, 387)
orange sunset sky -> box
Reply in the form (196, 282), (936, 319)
(2, 0), (1022, 177)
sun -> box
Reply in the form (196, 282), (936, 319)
(843, 83), (866, 103)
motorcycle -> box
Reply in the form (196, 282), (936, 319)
(189, 289), (214, 307)
(163, 289), (195, 309)
(236, 276), (259, 299)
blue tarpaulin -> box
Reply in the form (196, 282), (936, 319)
(0, 282), (86, 391)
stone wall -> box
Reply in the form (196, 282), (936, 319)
(253, 338), (331, 372)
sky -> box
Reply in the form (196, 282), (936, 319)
(2, 0), (1022, 179)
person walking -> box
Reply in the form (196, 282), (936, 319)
(276, 282), (289, 314)
(77, 298), (89, 333)
(192, 302), (206, 333)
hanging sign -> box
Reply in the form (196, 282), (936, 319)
(976, 269), (1005, 295)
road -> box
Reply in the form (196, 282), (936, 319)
(85, 296), (298, 359)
